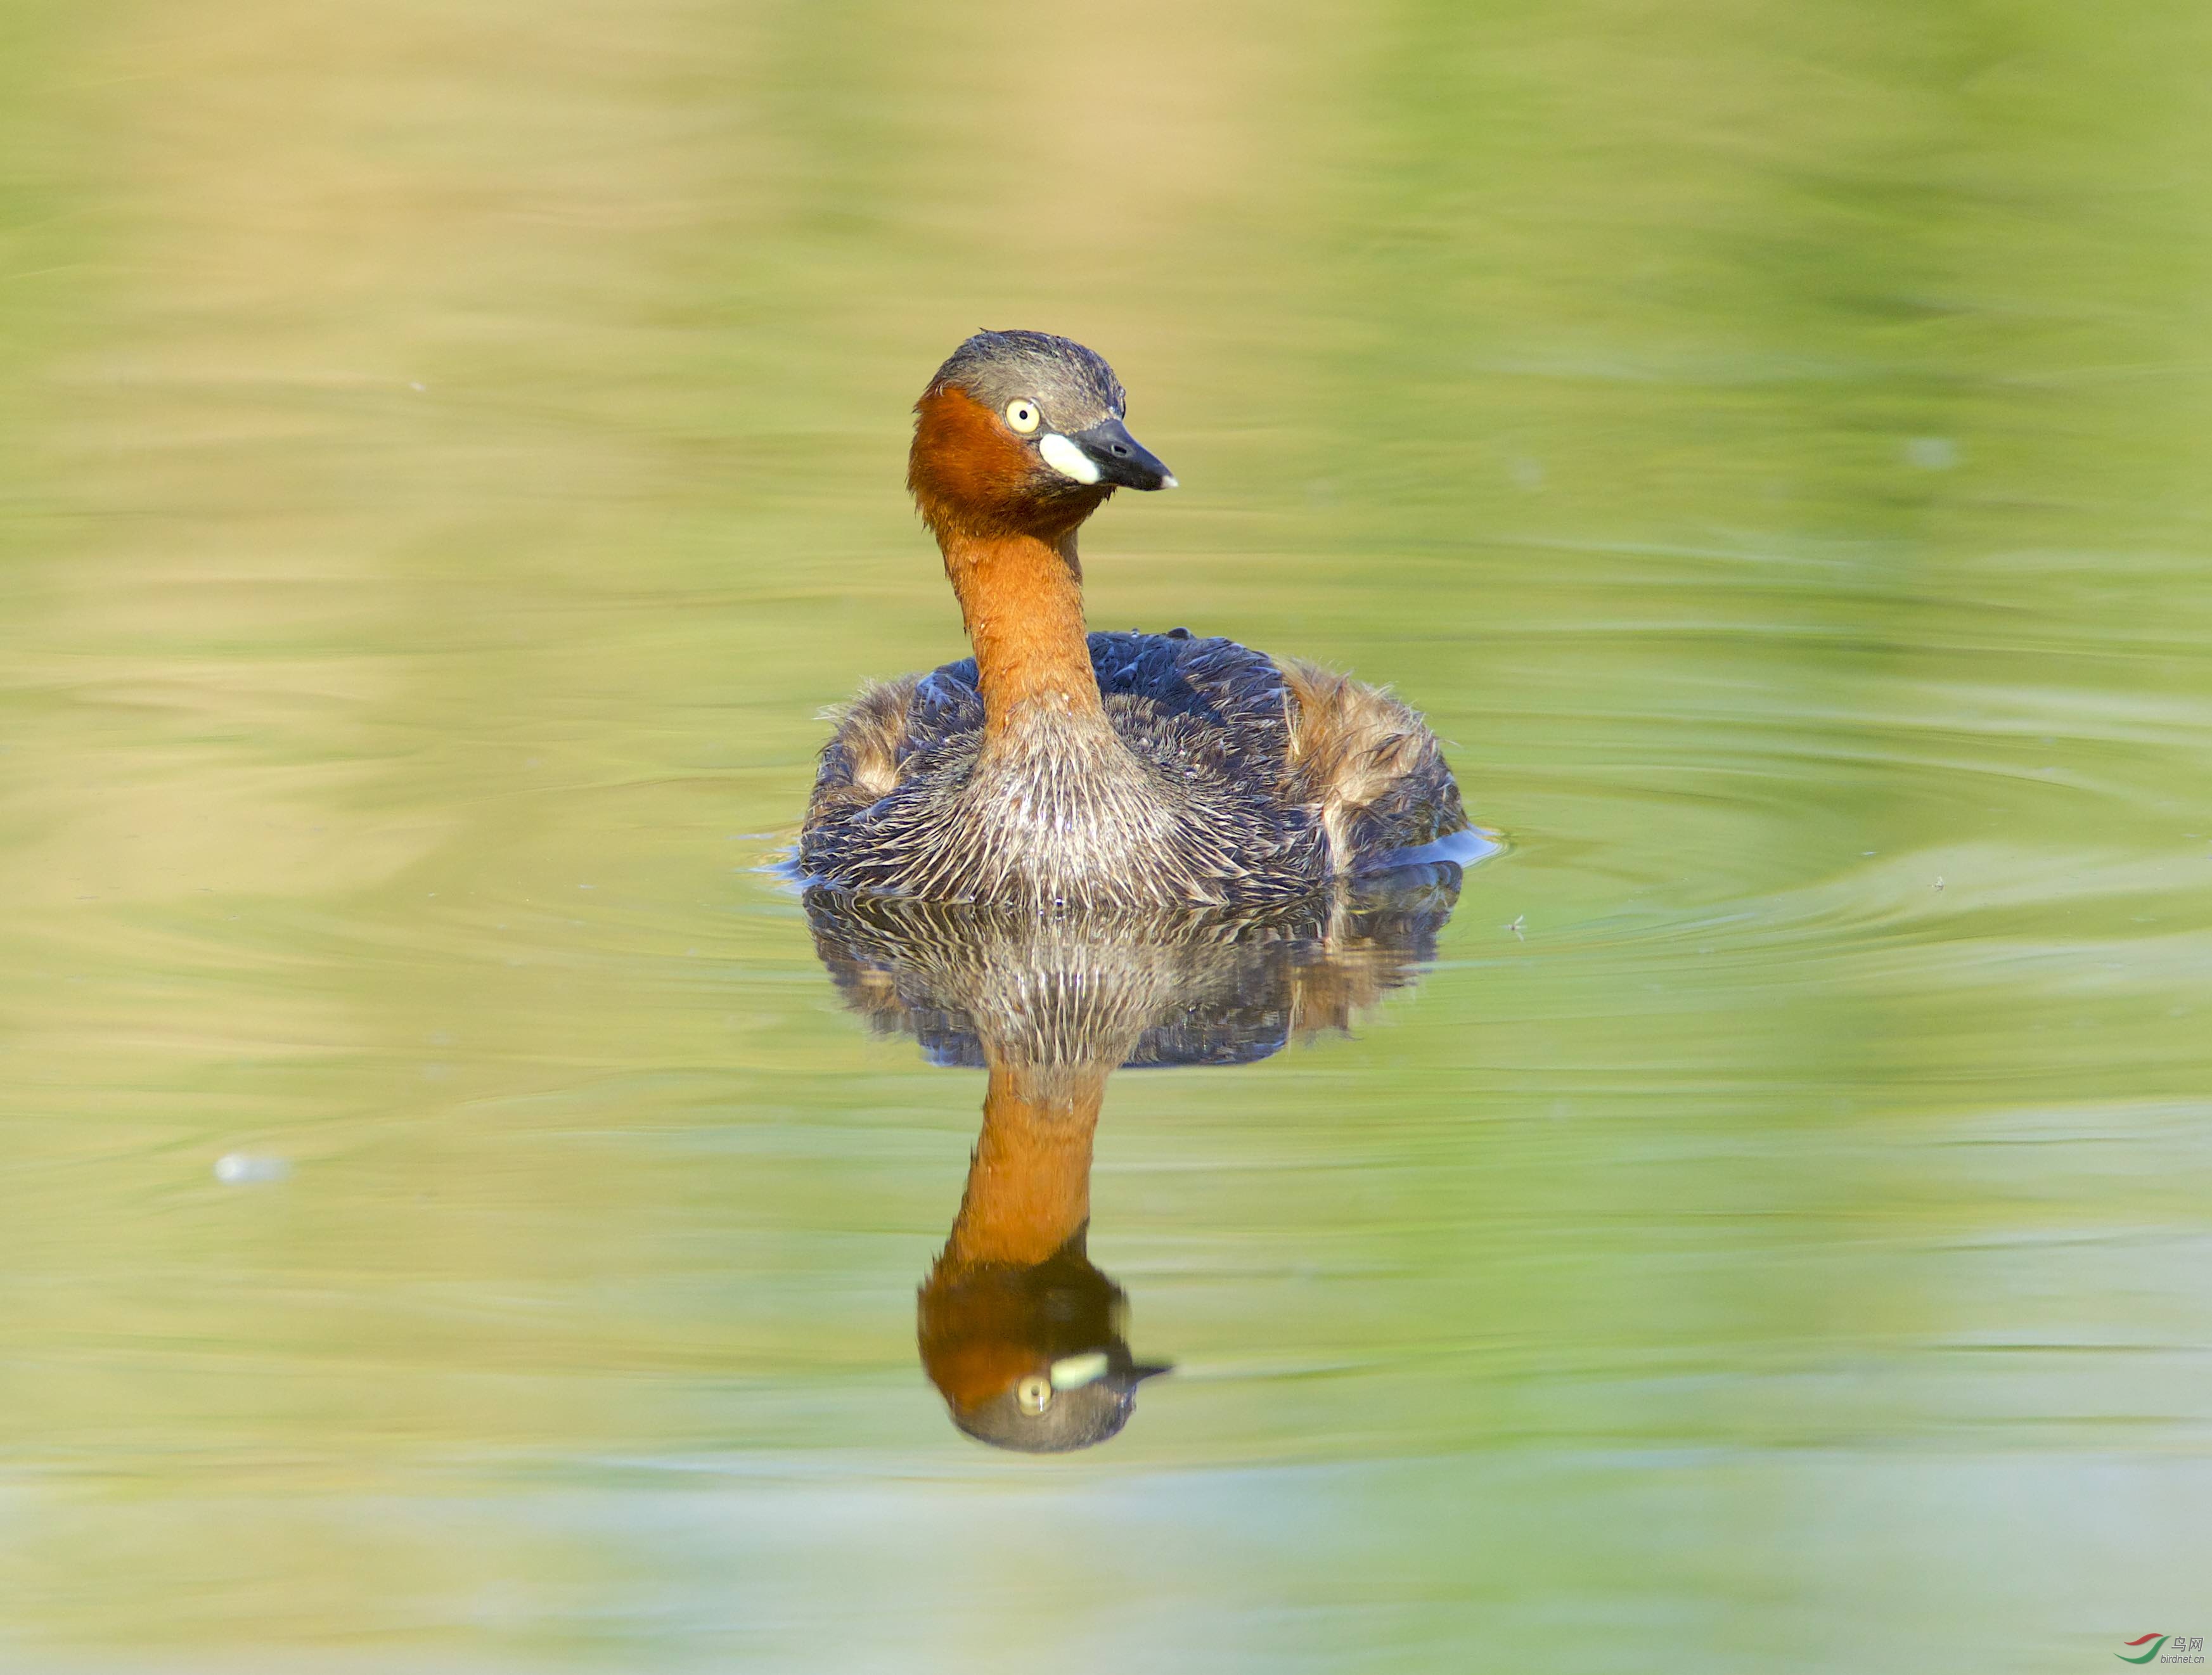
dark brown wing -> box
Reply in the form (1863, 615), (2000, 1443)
(802, 636), (1467, 887)
(1276, 660), (1467, 872)
(803, 669), (984, 835)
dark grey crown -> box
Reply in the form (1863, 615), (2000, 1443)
(951, 1378), (1140, 1454)
(927, 330), (1126, 432)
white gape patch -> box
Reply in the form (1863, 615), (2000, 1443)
(1038, 432), (1102, 485)
(1048, 1351), (1110, 1390)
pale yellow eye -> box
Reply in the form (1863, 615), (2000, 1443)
(1016, 1375), (1053, 1415)
(1005, 398), (1041, 434)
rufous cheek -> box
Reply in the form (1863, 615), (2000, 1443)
(918, 1335), (1040, 1415)
(911, 386), (1043, 506)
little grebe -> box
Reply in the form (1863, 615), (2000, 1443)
(801, 330), (1471, 907)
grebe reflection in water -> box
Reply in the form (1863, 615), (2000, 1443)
(805, 860), (1477, 1452)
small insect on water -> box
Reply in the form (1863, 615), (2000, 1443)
(213, 1153), (291, 1184)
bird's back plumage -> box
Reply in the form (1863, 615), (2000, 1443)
(801, 631), (1466, 906)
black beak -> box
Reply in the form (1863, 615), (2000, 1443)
(1116, 1359), (1174, 1391)
(1073, 416), (1178, 491)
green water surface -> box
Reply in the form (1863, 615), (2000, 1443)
(3, 1), (2209, 1670)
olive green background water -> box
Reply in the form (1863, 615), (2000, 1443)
(4, 1), (2210, 1670)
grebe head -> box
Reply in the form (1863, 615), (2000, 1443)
(910, 330), (1176, 539)
(918, 1238), (1172, 1453)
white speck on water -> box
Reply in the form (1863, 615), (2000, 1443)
(1934, 876), (1946, 890)
(1904, 436), (1958, 470)
(408, 381), (426, 392)
(214, 1153), (290, 1185)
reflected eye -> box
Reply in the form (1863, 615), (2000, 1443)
(1016, 1375), (1053, 1415)
(1005, 398), (1041, 434)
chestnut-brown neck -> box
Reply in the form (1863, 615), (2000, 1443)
(908, 385), (1109, 741)
(937, 1058), (1106, 1269)
(938, 527), (1102, 738)
(916, 1059), (1107, 1417)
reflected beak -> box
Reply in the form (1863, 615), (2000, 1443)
(1071, 416), (1178, 491)
(1046, 1350), (1173, 1395)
